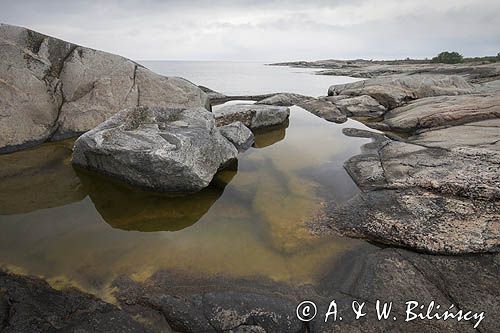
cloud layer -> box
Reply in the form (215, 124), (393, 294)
(1, 0), (499, 61)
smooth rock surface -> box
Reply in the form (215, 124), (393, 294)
(384, 93), (500, 133)
(219, 121), (255, 152)
(214, 104), (290, 129)
(333, 94), (387, 117)
(72, 106), (237, 193)
(296, 99), (347, 123)
(0, 23), (208, 153)
(328, 74), (474, 109)
(256, 93), (309, 106)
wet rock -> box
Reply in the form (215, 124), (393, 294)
(296, 99), (347, 123)
(113, 271), (303, 333)
(256, 93), (309, 106)
(72, 106), (237, 193)
(328, 75), (474, 109)
(0, 23), (208, 153)
(333, 95), (387, 117)
(384, 93), (500, 133)
(0, 270), (150, 332)
(214, 104), (290, 129)
(219, 121), (255, 152)
(310, 247), (500, 332)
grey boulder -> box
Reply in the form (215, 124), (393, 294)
(0, 23), (208, 153)
(214, 104), (290, 129)
(72, 106), (237, 193)
(219, 121), (255, 152)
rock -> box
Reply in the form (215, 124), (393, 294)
(0, 270), (151, 332)
(313, 128), (500, 254)
(113, 271), (303, 333)
(256, 93), (309, 106)
(0, 23), (208, 153)
(328, 74), (475, 109)
(310, 248), (500, 332)
(409, 119), (500, 150)
(214, 104), (290, 129)
(296, 99), (347, 123)
(72, 106), (237, 193)
(384, 93), (500, 133)
(219, 121), (255, 152)
(333, 95), (387, 117)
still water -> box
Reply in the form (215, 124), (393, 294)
(0, 62), (373, 300)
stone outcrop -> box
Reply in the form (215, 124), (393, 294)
(332, 95), (386, 118)
(219, 121), (255, 152)
(72, 106), (237, 193)
(311, 127), (500, 254)
(328, 74), (474, 109)
(0, 24), (208, 153)
(384, 93), (500, 133)
(214, 104), (290, 129)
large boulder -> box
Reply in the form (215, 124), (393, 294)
(214, 104), (290, 129)
(72, 106), (237, 193)
(328, 74), (474, 109)
(0, 23), (208, 153)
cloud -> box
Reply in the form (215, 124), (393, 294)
(0, 0), (499, 60)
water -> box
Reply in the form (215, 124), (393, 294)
(140, 61), (358, 96)
(0, 62), (374, 300)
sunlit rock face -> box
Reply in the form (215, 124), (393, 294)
(72, 106), (238, 193)
(0, 23), (209, 153)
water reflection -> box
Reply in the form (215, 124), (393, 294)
(76, 163), (237, 232)
(253, 121), (288, 148)
(0, 106), (376, 299)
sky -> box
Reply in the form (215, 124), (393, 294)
(1, 0), (499, 61)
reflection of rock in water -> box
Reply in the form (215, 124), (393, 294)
(76, 161), (237, 232)
(0, 140), (86, 215)
(252, 120), (288, 148)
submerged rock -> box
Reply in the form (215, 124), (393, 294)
(0, 270), (151, 332)
(72, 106), (237, 193)
(219, 121), (255, 152)
(0, 23), (208, 153)
(214, 104), (290, 129)
(328, 74), (474, 109)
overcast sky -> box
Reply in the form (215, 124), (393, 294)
(1, 0), (499, 61)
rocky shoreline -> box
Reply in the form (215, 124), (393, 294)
(1, 25), (499, 332)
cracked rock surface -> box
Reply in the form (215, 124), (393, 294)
(0, 23), (208, 153)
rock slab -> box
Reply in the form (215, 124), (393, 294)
(219, 121), (255, 152)
(214, 104), (290, 129)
